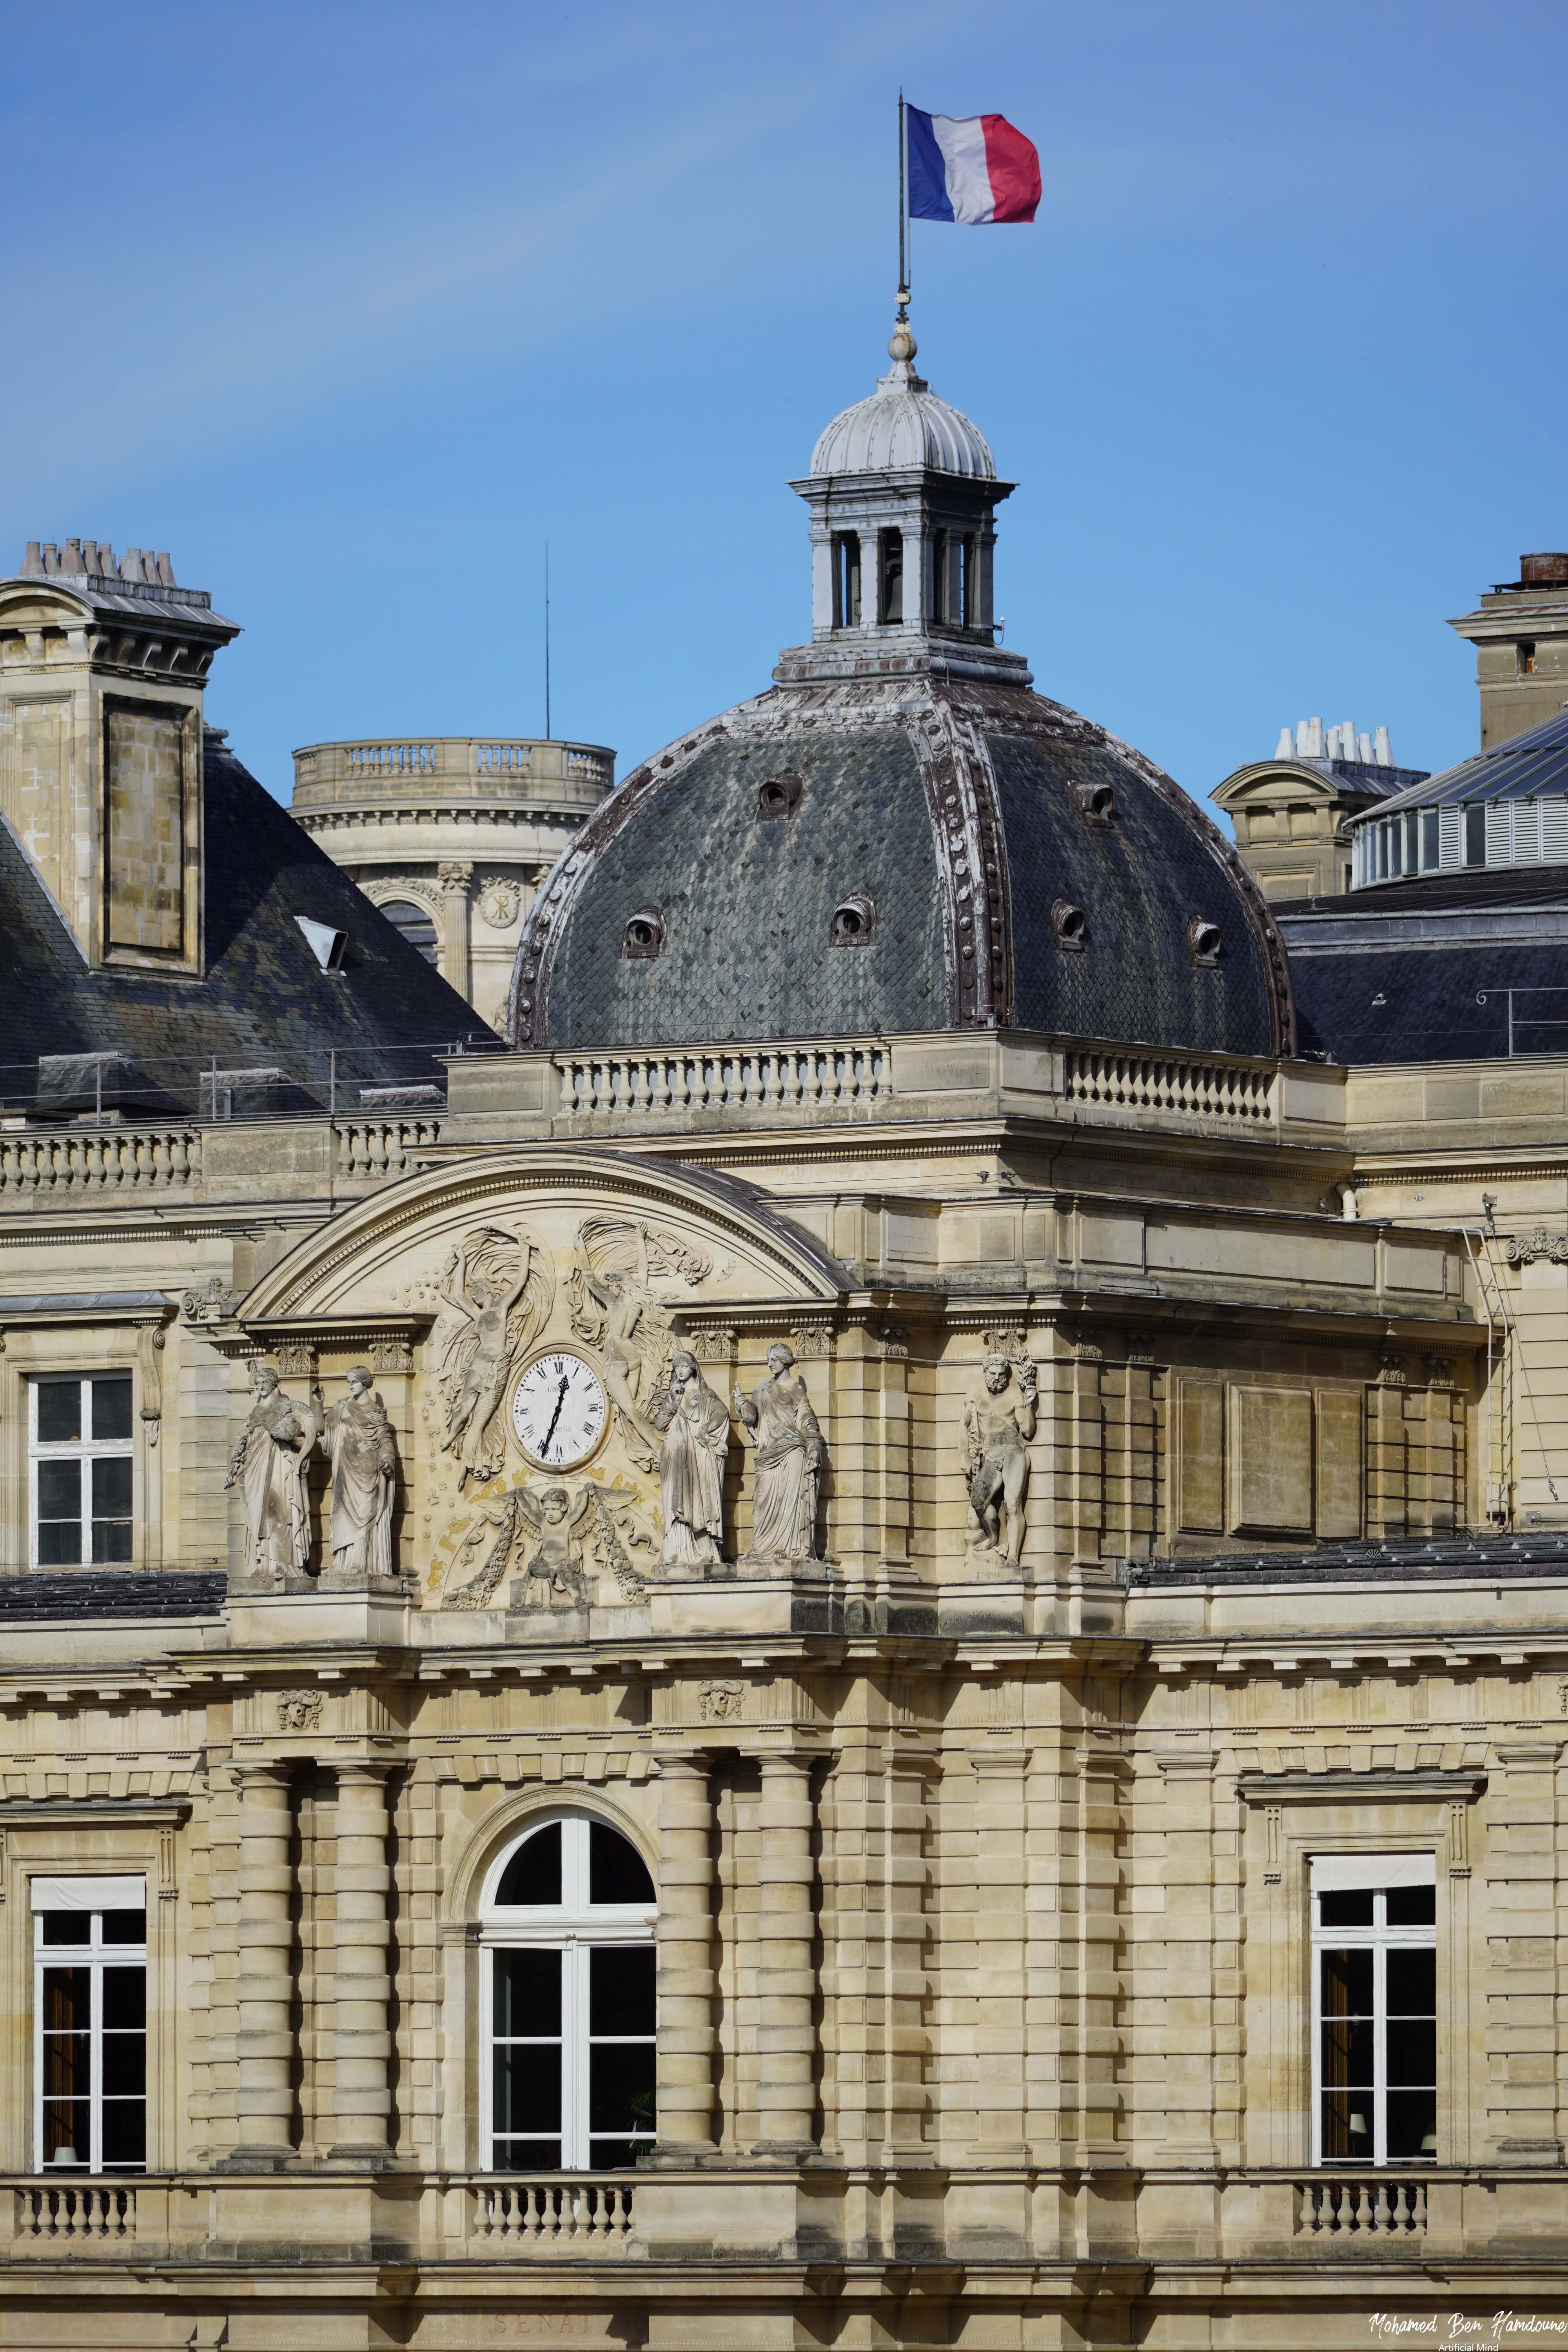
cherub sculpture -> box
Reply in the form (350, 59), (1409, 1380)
(515, 1483), (595, 1610)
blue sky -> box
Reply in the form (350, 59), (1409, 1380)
(4, 1), (1564, 817)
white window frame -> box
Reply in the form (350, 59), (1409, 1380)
(32, 1876), (147, 2175)
(479, 1810), (656, 2174)
(1310, 1856), (1437, 2169)
(28, 1374), (134, 1570)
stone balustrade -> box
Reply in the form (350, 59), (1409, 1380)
(291, 736), (613, 811)
(0, 2167), (1543, 2264)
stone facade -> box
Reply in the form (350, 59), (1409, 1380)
(291, 737), (614, 1033)
(1450, 554), (1568, 750)
(0, 1036), (1563, 2345)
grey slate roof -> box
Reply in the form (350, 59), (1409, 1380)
(515, 671), (1290, 1059)
(0, 728), (485, 1117)
(1348, 704), (1568, 819)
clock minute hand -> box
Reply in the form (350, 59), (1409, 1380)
(541, 1373), (570, 1454)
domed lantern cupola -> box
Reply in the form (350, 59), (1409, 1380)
(781, 306), (1027, 688)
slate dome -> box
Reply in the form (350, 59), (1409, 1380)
(511, 328), (1293, 1062)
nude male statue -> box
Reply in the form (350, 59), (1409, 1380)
(961, 1352), (1038, 1565)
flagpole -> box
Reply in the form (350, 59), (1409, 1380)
(897, 90), (908, 317)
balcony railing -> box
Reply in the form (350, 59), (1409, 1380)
(555, 1044), (887, 1119)
(15, 2183), (136, 2245)
(1296, 2174), (1428, 2236)
(468, 2176), (636, 2252)
(0, 1128), (202, 1196)
(1063, 1049), (1279, 1129)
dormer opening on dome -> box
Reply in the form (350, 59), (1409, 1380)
(791, 316), (1014, 661)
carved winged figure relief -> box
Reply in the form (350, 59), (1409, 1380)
(434, 1224), (554, 1489)
(564, 1216), (712, 1459)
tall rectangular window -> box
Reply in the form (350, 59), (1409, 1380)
(1465, 804), (1487, 865)
(33, 1878), (147, 2173)
(958, 535), (975, 628)
(30, 1375), (134, 1566)
(932, 529), (949, 622)
(831, 533), (860, 628)
(1421, 810), (1439, 870)
(1312, 1862), (1436, 2166)
(878, 530), (904, 625)
(105, 704), (184, 954)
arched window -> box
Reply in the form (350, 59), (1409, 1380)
(481, 1811), (657, 2172)
(378, 898), (440, 964)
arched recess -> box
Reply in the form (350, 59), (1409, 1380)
(359, 877), (447, 969)
(441, 1788), (662, 2176)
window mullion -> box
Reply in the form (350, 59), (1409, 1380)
(90, 1956), (102, 2177)
(480, 1945), (493, 2170)
(1373, 1940), (1387, 2170)
(566, 1941), (588, 2170)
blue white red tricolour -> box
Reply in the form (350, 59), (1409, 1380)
(907, 109), (1040, 225)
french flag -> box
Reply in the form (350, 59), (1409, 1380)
(907, 108), (1040, 225)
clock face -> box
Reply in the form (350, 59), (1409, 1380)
(511, 1350), (608, 1470)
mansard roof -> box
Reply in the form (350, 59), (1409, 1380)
(0, 728), (482, 1118)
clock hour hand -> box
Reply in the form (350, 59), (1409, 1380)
(541, 1373), (570, 1454)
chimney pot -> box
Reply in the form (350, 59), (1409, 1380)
(62, 539), (83, 573)
(20, 543), (41, 577)
(154, 552), (176, 587)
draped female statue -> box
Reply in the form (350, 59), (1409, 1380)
(225, 1367), (321, 1579)
(649, 1350), (729, 1572)
(323, 1367), (398, 1583)
(732, 1344), (825, 1569)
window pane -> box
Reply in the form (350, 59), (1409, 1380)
(1387, 1948), (1436, 2014)
(93, 1457), (132, 1517)
(91, 1377), (132, 1442)
(589, 2037), (656, 2140)
(1321, 2091), (1374, 2161)
(102, 1911), (146, 1947)
(35, 1380), (81, 1444)
(101, 2034), (146, 2098)
(492, 1948), (560, 2038)
(491, 2138), (563, 2171)
(1321, 2014), (1374, 2089)
(102, 1969), (145, 2032)
(1321, 1946), (1374, 2016)
(37, 1517), (82, 1566)
(100, 2102), (146, 2170)
(1387, 2019), (1437, 2087)
(40, 1913), (87, 1947)
(43, 1967), (90, 2032)
(1387, 1886), (1436, 1927)
(1318, 1890), (1374, 1928)
(496, 1824), (561, 1907)
(492, 2042), (562, 2136)
(588, 2137), (650, 2171)
(589, 1824), (655, 1907)
(38, 1460), (82, 1519)
(42, 2099), (90, 2165)
(590, 1945), (655, 2036)
(1387, 2090), (1439, 2161)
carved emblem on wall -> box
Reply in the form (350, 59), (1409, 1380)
(1504, 1230), (1568, 1266)
(877, 1325), (909, 1358)
(181, 1274), (237, 1326)
(688, 1326), (737, 1363)
(733, 1344), (826, 1572)
(276, 1688), (323, 1732)
(477, 878), (523, 928)
(698, 1679), (745, 1722)
(1377, 1354), (1407, 1387)
(789, 1322), (835, 1359)
(370, 1336), (413, 1374)
(274, 1343), (317, 1377)
(962, 1345), (1038, 1569)
(136, 1321), (165, 1445)
(434, 1224), (554, 1488)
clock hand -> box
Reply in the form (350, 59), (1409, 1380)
(541, 1373), (570, 1454)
